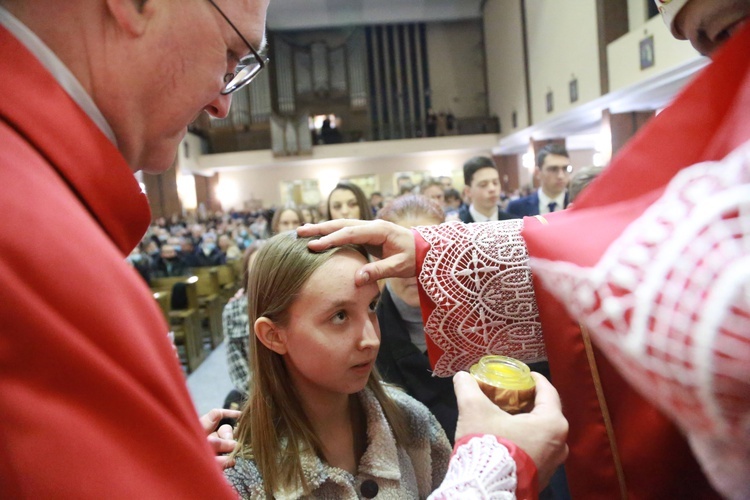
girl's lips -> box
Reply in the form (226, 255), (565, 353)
(352, 360), (375, 371)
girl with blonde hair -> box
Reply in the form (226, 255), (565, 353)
(224, 233), (450, 498)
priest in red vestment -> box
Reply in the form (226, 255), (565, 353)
(0, 0), (269, 497)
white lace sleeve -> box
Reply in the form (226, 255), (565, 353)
(415, 220), (545, 377)
(428, 435), (517, 500)
(530, 141), (750, 500)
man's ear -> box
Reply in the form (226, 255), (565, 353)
(255, 317), (288, 355)
(106, 0), (153, 36)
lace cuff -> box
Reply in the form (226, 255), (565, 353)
(415, 220), (545, 377)
(428, 435), (519, 500)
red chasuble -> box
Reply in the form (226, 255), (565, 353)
(415, 23), (750, 500)
(0, 26), (236, 498)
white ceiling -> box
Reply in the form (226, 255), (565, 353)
(266, 0), (482, 30)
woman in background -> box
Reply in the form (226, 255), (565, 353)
(327, 181), (372, 221)
(300, 205), (321, 225)
(270, 207), (304, 235)
(221, 241), (266, 415)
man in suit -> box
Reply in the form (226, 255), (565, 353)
(194, 233), (227, 267)
(458, 156), (517, 223)
(508, 144), (571, 217)
(152, 244), (189, 278)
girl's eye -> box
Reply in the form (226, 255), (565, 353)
(368, 300), (378, 313)
(332, 310), (347, 324)
(348, 200), (358, 207)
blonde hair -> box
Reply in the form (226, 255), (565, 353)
(379, 194), (446, 226)
(233, 233), (409, 496)
(568, 165), (604, 202)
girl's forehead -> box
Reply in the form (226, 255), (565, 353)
(299, 251), (370, 296)
(332, 189), (355, 199)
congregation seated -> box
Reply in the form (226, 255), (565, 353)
(218, 234), (242, 262)
(179, 238), (201, 268)
(126, 246), (153, 285)
(194, 234), (226, 267)
(152, 244), (189, 278)
(220, 241), (266, 421)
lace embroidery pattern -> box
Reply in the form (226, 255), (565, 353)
(530, 142), (750, 445)
(427, 435), (516, 500)
(416, 220), (545, 377)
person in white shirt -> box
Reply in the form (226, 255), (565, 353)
(508, 144), (572, 217)
(458, 156), (518, 223)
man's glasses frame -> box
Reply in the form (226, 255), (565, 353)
(542, 165), (573, 175)
(206, 0), (268, 95)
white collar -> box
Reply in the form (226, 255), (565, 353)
(537, 188), (566, 214)
(469, 203), (499, 222)
(0, 5), (117, 145)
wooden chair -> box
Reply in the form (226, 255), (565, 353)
(153, 290), (171, 318)
(216, 264), (237, 301)
(231, 258), (245, 289)
(189, 267), (224, 348)
(151, 276), (206, 374)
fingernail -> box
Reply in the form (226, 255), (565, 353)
(360, 271), (370, 283)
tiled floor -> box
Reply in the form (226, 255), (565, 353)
(186, 341), (234, 416)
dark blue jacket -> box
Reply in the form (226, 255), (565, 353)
(458, 204), (518, 223)
(507, 191), (569, 217)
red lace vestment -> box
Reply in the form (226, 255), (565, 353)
(414, 22), (750, 500)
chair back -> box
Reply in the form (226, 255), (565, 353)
(216, 264), (235, 287)
(231, 258), (245, 286)
(153, 291), (171, 318)
(152, 276), (199, 310)
(189, 267), (220, 297)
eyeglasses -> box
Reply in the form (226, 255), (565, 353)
(206, 0), (268, 95)
(543, 165), (573, 175)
